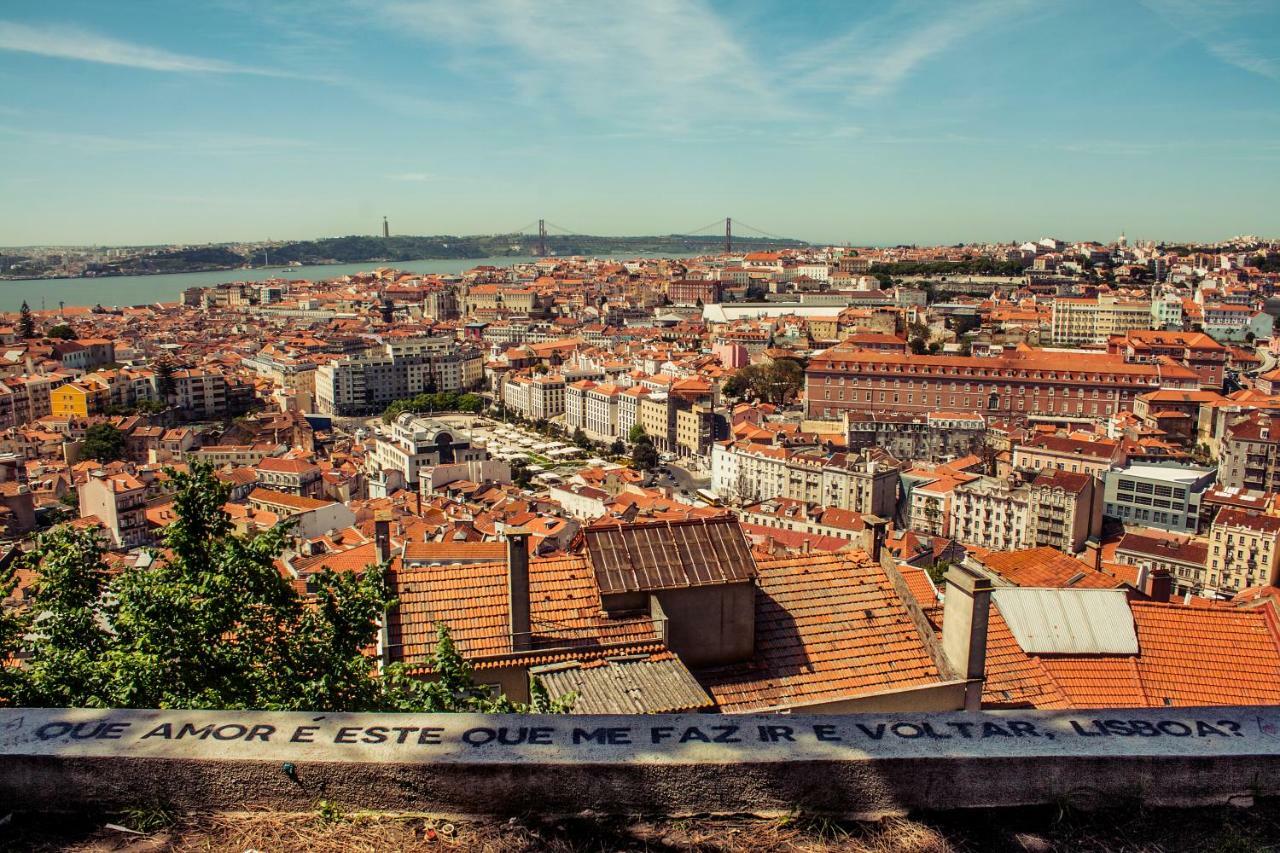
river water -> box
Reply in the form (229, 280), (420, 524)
(0, 252), (700, 312)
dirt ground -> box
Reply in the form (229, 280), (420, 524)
(3, 800), (1279, 852)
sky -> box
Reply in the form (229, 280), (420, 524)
(1, 0), (1278, 247)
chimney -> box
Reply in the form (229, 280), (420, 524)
(942, 564), (994, 711)
(1144, 567), (1173, 603)
(505, 526), (532, 652)
(862, 514), (888, 563)
(1083, 537), (1102, 570)
(374, 510), (392, 564)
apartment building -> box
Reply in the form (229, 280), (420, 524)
(710, 442), (897, 517)
(1050, 295), (1152, 345)
(949, 476), (1030, 552)
(254, 456), (324, 498)
(1102, 463), (1215, 533)
(845, 411), (986, 462)
(171, 368), (228, 421)
(1027, 468), (1101, 554)
(805, 346), (1196, 421)
(1206, 508), (1280, 596)
(50, 381), (108, 418)
(314, 337), (482, 415)
(1107, 330), (1227, 390)
(1114, 531), (1208, 596)
(501, 373), (565, 422)
(79, 470), (149, 549)
(948, 470), (1099, 554)
(564, 379), (594, 432)
(584, 383), (622, 440)
(1012, 434), (1125, 478)
(1218, 411), (1280, 493)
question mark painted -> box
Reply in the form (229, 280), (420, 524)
(1218, 720), (1244, 737)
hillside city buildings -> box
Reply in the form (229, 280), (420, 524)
(6, 233), (1280, 713)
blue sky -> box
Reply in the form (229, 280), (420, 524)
(1, 0), (1278, 246)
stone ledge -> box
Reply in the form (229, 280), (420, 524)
(3, 707), (1279, 817)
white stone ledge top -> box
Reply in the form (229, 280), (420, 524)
(2, 707), (1279, 765)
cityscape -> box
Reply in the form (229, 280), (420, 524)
(3, 0), (1280, 850)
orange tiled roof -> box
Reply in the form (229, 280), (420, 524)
(978, 547), (1126, 590)
(696, 552), (946, 712)
(387, 555), (662, 671)
(982, 600), (1280, 709)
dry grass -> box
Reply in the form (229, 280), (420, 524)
(5, 802), (1280, 853)
(2, 810), (957, 853)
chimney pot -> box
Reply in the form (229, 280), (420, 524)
(505, 527), (532, 652)
(942, 565), (993, 711)
(1144, 567), (1173, 603)
(374, 510), (392, 565)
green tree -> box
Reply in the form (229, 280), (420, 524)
(628, 424), (647, 444)
(46, 324), (75, 340)
(80, 423), (126, 463)
(17, 301), (35, 339)
(13, 526), (112, 707)
(0, 558), (30, 704)
(632, 435), (660, 471)
(2, 463), (569, 713)
(609, 438), (625, 456)
(154, 358), (177, 400)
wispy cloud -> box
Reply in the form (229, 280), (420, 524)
(792, 0), (1037, 99)
(0, 126), (323, 154)
(365, 0), (789, 123)
(1141, 0), (1278, 80)
(0, 20), (307, 77)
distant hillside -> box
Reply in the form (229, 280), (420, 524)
(10, 232), (807, 279)
(260, 233), (806, 265)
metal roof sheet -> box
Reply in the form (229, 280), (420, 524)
(991, 588), (1138, 655)
(534, 655), (714, 714)
(585, 516), (757, 595)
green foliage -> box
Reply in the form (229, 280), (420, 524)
(80, 423), (126, 463)
(18, 301), (35, 339)
(1, 463), (570, 714)
(510, 457), (534, 488)
(45, 324), (75, 340)
(0, 558), (28, 703)
(627, 424), (647, 444)
(154, 358), (177, 399)
(631, 434), (660, 471)
(382, 390), (483, 422)
(870, 258), (1026, 277)
(15, 526), (112, 707)
(723, 361), (804, 406)
(609, 438), (626, 456)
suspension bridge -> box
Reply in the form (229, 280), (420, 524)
(494, 217), (802, 256)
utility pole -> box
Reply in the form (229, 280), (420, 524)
(725, 217), (732, 255)
(537, 219), (547, 257)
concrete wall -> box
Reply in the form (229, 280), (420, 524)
(656, 582), (755, 668)
(3, 707), (1279, 818)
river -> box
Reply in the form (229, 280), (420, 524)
(0, 252), (701, 313)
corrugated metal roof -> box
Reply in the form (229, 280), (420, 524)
(534, 655), (714, 714)
(585, 516), (757, 595)
(991, 588), (1138, 655)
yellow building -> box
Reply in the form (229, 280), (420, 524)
(50, 381), (108, 418)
